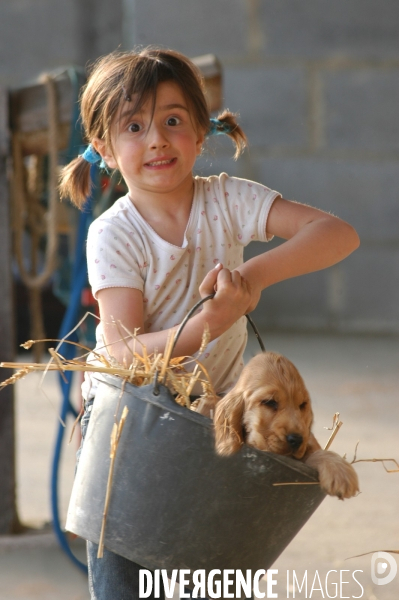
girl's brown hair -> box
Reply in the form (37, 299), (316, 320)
(59, 47), (247, 208)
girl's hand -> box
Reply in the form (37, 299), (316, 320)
(199, 264), (252, 333)
(98, 265), (252, 365)
(200, 263), (261, 314)
(198, 262), (222, 298)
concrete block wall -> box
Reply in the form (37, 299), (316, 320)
(0, 0), (123, 87)
(1, 0), (398, 333)
(129, 0), (399, 333)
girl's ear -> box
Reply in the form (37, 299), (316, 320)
(92, 138), (118, 169)
(214, 390), (245, 456)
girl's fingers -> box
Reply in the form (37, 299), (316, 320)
(218, 268), (246, 288)
(216, 267), (232, 284)
(231, 270), (245, 286)
(199, 263), (223, 296)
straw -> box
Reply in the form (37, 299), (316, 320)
(97, 405), (129, 558)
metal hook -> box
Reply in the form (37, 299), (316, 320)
(170, 293), (265, 355)
(152, 370), (160, 396)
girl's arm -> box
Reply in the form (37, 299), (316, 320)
(237, 197), (360, 312)
(97, 266), (251, 365)
(98, 198), (359, 363)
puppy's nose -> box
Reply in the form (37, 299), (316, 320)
(286, 433), (303, 450)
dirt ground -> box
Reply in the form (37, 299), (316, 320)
(0, 332), (398, 600)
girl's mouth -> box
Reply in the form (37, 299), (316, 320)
(145, 158), (176, 168)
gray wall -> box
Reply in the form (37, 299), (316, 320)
(0, 0), (123, 87)
(2, 0), (398, 333)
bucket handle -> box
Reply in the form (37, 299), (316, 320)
(171, 293), (265, 353)
(152, 295), (265, 394)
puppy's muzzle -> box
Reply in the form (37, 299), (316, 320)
(286, 433), (303, 452)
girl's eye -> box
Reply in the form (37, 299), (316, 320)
(166, 116), (181, 127)
(128, 122), (141, 133)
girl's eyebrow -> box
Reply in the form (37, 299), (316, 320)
(119, 103), (188, 124)
(119, 108), (139, 123)
(159, 103), (189, 112)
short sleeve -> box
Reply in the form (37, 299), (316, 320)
(86, 217), (145, 298)
(215, 173), (281, 245)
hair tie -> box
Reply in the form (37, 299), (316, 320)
(80, 144), (106, 168)
(207, 118), (233, 137)
(122, 86), (131, 102)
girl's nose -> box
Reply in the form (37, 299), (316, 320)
(148, 123), (169, 148)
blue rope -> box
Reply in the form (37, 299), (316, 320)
(50, 181), (94, 575)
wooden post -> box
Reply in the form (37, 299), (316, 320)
(0, 86), (20, 533)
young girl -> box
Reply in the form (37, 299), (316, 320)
(60, 47), (359, 600)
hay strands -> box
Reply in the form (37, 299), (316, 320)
(0, 323), (216, 407)
(345, 443), (399, 561)
(273, 421), (399, 488)
(0, 359), (154, 381)
(350, 441), (399, 473)
(97, 404), (129, 559)
(0, 365), (37, 389)
(273, 412), (345, 488)
(323, 412), (343, 451)
(0, 353), (213, 401)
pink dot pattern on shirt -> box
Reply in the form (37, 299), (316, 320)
(87, 173), (278, 396)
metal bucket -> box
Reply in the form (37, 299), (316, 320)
(66, 373), (325, 573)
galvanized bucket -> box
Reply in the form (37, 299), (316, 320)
(66, 371), (325, 572)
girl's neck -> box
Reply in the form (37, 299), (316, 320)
(127, 175), (195, 247)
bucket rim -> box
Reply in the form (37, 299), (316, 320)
(95, 373), (321, 483)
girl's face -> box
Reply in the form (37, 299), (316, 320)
(94, 81), (205, 201)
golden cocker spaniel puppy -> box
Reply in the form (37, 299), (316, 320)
(197, 352), (359, 499)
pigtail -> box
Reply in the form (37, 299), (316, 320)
(59, 156), (93, 209)
(214, 109), (248, 159)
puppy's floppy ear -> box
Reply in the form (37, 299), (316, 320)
(214, 390), (245, 456)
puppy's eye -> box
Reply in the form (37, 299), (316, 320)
(261, 399), (278, 411)
(299, 402), (308, 411)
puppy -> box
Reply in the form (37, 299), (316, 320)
(197, 352), (359, 499)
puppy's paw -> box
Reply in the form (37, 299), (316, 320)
(305, 449), (359, 499)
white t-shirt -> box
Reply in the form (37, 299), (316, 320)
(82, 173), (280, 399)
